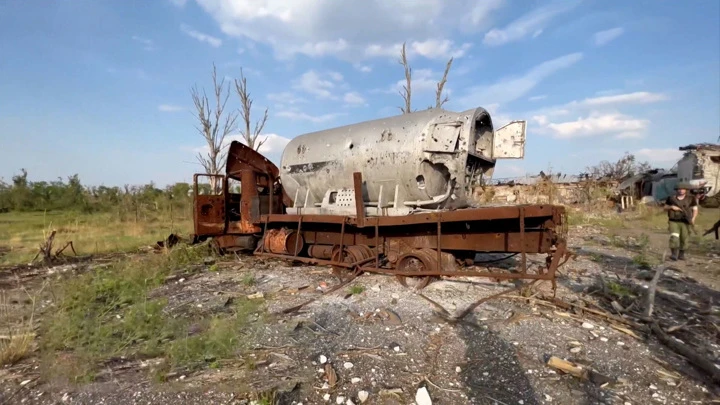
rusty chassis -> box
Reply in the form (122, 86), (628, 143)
(248, 171), (569, 291)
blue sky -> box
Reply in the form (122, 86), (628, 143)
(1, 0), (718, 187)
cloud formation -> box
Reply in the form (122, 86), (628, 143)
(458, 52), (583, 108)
(181, 24), (222, 47)
(483, 2), (578, 46)
(593, 27), (624, 46)
(192, 0), (502, 60)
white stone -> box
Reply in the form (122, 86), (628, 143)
(319, 355), (328, 364)
(415, 387), (432, 405)
(346, 400), (355, 405)
(582, 322), (595, 329)
(570, 347), (582, 353)
(391, 293), (400, 299)
(323, 394), (331, 401)
(336, 396), (345, 404)
(456, 366), (462, 373)
(351, 377), (361, 384)
(358, 390), (369, 403)
(344, 362), (354, 369)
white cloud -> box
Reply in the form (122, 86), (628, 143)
(192, 0), (503, 60)
(181, 24), (222, 48)
(575, 91), (668, 106)
(343, 92), (366, 107)
(194, 133), (292, 163)
(594, 27), (624, 46)
(354, 64), (372, 73)
(528, 95), (547, 101)
(365, 39), (471, 60)
(267, 92), (306, 105)
(483, 2), (578, 46)
(292, 70), (342, 99)
(457, 52), (583, 108)
(131, 35), (155, 51)
(635, 148), (683, 166)
(158, 104), (185, 112)
(282, 39), (349, 58)
(276, 110), (345, 123)
(544, 112), (649, 139)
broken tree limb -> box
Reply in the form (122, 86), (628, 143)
(643, 263), (668, 320)
(650, 321), (720, 384)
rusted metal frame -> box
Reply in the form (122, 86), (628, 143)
(436, 214), (442, 273)
(373, 218), (380, 268)
(258, 205), (559, 226)
(519, 206), (526, 274)
(356, 265), (556, 280)
(254, 251), (376, 269)
(546, 239), (567, 293)
(293, 216), (303, 256)
(338, 217), (347, 264)
(353, 172), (365, 227)
(257, 215), (270, 254)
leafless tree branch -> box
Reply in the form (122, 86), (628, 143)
(191, 62), (239, 185)
(398, 42), (412, 114)
(235, 68), (269, 152)
(435, 57), (453, 108)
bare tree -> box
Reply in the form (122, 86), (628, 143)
(586, 152), (652, 181)
(235, 68), (269, 151)
(435, 57), (453, 108)
(191, 63), (238, 189)
(398, 42), (412, 114)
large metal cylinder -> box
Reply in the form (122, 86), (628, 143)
(279, 107), (499, 210)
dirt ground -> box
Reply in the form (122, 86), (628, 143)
(1, 220), (719, 405)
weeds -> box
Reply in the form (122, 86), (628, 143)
(242, 273), (256, 286)
(348, 285), (365, 295)
(38, 244), (253, 382)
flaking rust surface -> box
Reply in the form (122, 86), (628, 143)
(1, 228), (719, 404)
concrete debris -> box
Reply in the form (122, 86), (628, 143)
(357, 391), (369, 403)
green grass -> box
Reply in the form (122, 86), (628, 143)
(348, 285), (365, 295)
(0, 210), (193, 265)
(39, 244), (265, 383)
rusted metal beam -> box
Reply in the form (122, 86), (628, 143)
(353, 172), (365, 227)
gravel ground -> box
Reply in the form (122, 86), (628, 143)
(1, 224), (719, 405)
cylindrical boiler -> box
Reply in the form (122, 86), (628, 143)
(279, 107), (498, 211)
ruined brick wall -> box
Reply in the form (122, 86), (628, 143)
(473, 181), (618, 206)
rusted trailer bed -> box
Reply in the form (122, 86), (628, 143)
(192, 114), (569, 290)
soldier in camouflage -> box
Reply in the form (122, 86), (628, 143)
(663, 182), (698, 260)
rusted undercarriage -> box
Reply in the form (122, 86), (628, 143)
(193, 142), (569, 290)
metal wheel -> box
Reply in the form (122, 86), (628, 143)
(395, 249), (436, 290)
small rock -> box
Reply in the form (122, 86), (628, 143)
(393, 346), (401, 352)
(570, 347), (582, 353)
(456, 366), (462, 373)
(319, 355), (328, 364)
(358, 390), (369, 403)
(323, 394), (331, 401)
(649, 384), (658, 390)
(600, 337), (608, 342)
(247, 292), (264, 299)
(544, 393), (553, 402)
(617, 341), (625, 346)
(344, 362), (354, 369)
(336, 396), (345, 404)
(568, 341), (582, 347)
(391, 293), (400, 299)
(483, 372), (489, 376)
(351, 377), (361, 384)
(415, 387), (432, 405)
(203, 257), (216, 265)
(178, 278), (186, 283)
(582, 322), (595, 329)
(346, 400), (355, 405)
(519, 400), (525, 404)
(19, 380), (31, 386)
(179, 375), (186, 380)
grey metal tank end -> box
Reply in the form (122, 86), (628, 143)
(279, 107), (527, 216)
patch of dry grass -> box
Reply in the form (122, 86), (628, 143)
(0, 285), (42, 366)
(0, 210), (193, 265)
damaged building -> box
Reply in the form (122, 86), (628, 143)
(616, 143), (720, 205)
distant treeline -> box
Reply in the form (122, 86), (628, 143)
(0, 169), (195, 220)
